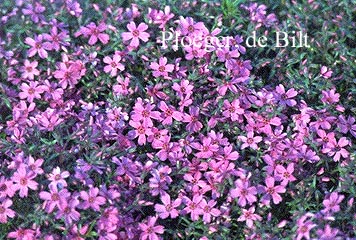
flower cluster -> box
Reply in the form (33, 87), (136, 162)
(0, 0), (355, 239)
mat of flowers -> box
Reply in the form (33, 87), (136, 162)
(0, 0), (355, 239)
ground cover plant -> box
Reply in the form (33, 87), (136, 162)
(0, 0), (355, 239)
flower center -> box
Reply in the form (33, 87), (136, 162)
(20, 178), (27, 186)
(132, 30), (140, 37)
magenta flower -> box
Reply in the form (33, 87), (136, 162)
(295, 214), (316, 240)
(322, 192), (344, 213)
(39, 184), (70, 213)
(128, 120), (153, 146)
(150, 57), (174, 79)
(275, 84), (298, 107)
(320, 66), (332, 79)
(25, 35), (52, 58)
(158, 101), (183, 125)
(47, 167), (70, 188)
(183, 107), (203, 132)
(191, 136), (219, 159)
(21, 60), (40, 80)
(317, 224), (339, 239)
(237, 206), (262, 228)
(103, 53), (125, 77)
(182, 194), (204, 221)
(321, 89), (340, 104)
(139, 216), (165, 240)
(238, 132), (262, 150)
(275, 163), (296, 185)
(75, 22), (109, 45)
(131, 98), (161, 127)
(7, 228), (36, 240)
(0, 176), (16, 198)
(316, 129), (336, 147)
(79, 187), (106, 211)
(154, 192), (181, 219)
(338, 115), (356, 137)
(12, 165), (38, 198)
(200, 199), (221, 223)
(178, 16), (207, 36)
(56, 198), (81, 225)
(262, 176), (286, 205)
(216, 48), (240, 69)
(230, 179), (257, 207)
(172, 79), (194, 97)
(322, 137), (350, 161)
(19, 81), (45, 103)
(43, 26), (69, 51)
(22, 2), (45, 23)
(122, 22), (150, 48)
(223, 99), (244, 121)
(0, 199), (15, 223)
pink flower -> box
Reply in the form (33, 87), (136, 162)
(75, 22), (109, 45)
(321, 89), (340, 104)
(103, 52), (125, 77)
(296, 214), (316, 240)
(237, 206), (262, 228)
(152, 135), (171, 161)
(223, 99), (244, 121)
(148, 6), (174, 29)
(184, 45), (206, 60)
(178, 17), (207, 36)
(7, 228), (36, 240)
(139, 216), (165, 240)
(262, 176), (286, 205)
(53, 60), (85, 89)
(275, 84), (298, 107)
(317, 224), (339, 239)
(43, 26), (69, 51)
(56, 198), (81, 225)
(79, 187), (106, 211)
(154, 192), (181, 219)
(200, 199), (221, 223)
(230, 179), (257, 207)
(275, 163), (296, 185)
(158, 101), (183, 125)
(122, 22), (150, 48)
(150, 57), (174, 79)
(26, 155), (44, 175)
(183, 107), (203, 132)
(191, 136), (219, 159)
(316, 130), (336, 147)
(322, 192), (344, 213)
(39, 184), (70, 213)
(0, 198), (15, 223)
(182, 194), (204, 221)
(322, 137), (350, 161)
(21, 60), (40, 80)
(25, 35), (52, 58)
(19, 81), (45, 103)
(11, 165), (38, 198)
(172, 79), (194, 97)
(47, 167), (70, 188)
(238, 132), (262, 150)
(320, 66), (332, 79)
(216, 48), (240, 69)
(0, 176), (16, 198)
(128, 120), (153, 146)
(131, 98), (161, 127)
